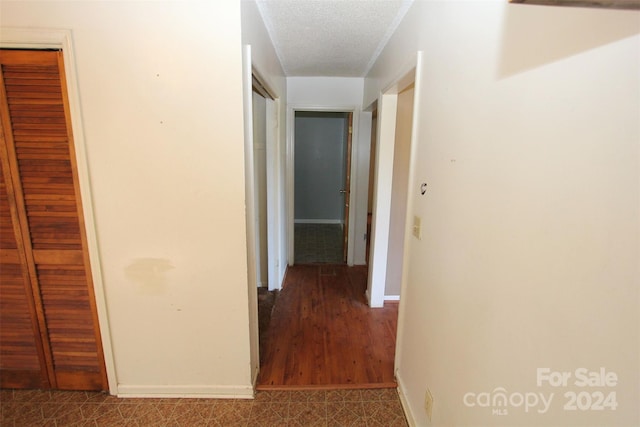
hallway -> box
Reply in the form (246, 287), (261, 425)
(257, 265), (398, 389)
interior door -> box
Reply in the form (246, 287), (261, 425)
(0, 49), (107, 391)
(342, 112), (353, 262)
(0, 156), (49, 389)
(294, 111), (351, 264)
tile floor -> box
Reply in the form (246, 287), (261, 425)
(294, 223), (343, 264)
(0, 388), (408, 426)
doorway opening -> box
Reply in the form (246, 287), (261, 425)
(257, 102), (400, 389)
(293, 111), (353, 264)
(251, 88), (278, 362)
(366, 62), (418, 308)
(242, 47), (283, 386)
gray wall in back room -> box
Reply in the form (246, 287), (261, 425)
(294, 112), (349, 222)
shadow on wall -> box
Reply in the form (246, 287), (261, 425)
(499, 3), (640, 78)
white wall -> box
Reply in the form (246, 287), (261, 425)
(288, 77), (371, 265)
(2, 1), (254, 396)
(288, 77), (365, 107)
(366, 1), (640, 425)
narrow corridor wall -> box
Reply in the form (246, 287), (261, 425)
(366, 1), (640, 425)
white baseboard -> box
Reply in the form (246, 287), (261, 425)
(116, 384), (254, 399)
(252, 365), (260, 391)
(384, 295), (400, 301)
(397, 373), (418, 427)
(294, 219), (343, 224)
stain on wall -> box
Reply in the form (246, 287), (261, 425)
(124, 258), (175, 295)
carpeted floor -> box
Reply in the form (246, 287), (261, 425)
(0, 388), (408, 426)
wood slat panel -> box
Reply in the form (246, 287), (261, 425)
(0, 170), (17, 251)
(0, 369), (47, 389)
(1, 49), (107, 391)
(0, 263), (40, 371)
(54, 371), (105, 391)
(0, 161), (43, 379)
(38, 265), (100, 374)
(4, 62), (82, 254)
(0, 50), (58, 66)
(33, 249), (84, 265)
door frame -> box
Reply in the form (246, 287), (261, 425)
(366, 52), (422, 308)
(342, 112), (354, 263)
(242, 45), (283, 386)
(0, 27), (117, 394)
(250, 76), (278, 290)
(286, 105), (360, 267)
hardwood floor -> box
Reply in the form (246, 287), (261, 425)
(257, 264), (398, 389)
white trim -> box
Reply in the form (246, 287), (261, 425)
(397, 373), (418, 427)
(265, 97), (282, 291)
(0, 27), (118, 395)
(381, 52), (420, 99)
(286, 104), (360, 266)
(242, 45), (261, 394)
(286, 107), (295, 266)
(394, 50), (424, 387)
(346, 111), (360, 266)
(384, 295), (400, 301)
(0, 27), (73, 49)
(243, 45), (258, 292)
(117, 384), (254, 399)
(252, 362), (260, 393)
(294, 219), (343, 224)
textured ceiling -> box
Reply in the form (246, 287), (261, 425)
(256, 0), (414, 77)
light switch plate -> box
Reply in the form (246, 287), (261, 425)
(412, 215), (422, 240)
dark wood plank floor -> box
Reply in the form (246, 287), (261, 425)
(257, 264), (398, 389)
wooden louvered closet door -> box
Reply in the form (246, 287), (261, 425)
(0, 158), (49, 388)
(0, 49), (107, 391)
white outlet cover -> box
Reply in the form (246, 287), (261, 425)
(424, 388), (433, 421)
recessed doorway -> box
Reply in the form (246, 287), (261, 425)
(293, 111), (353, 264)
